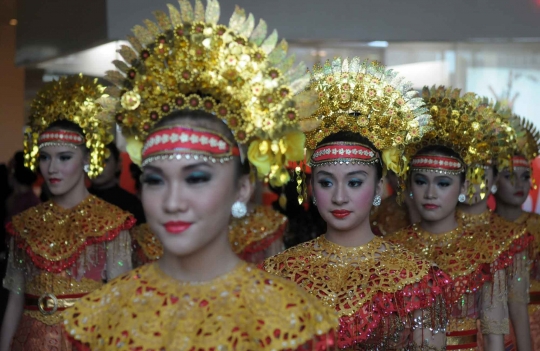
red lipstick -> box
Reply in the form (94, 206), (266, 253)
(331, 210), (351, 219)
(514, 191), (525, 197)
(49, 178), (61, 184)
(164, 221), (192, 234)
(422, 204), (439, 210)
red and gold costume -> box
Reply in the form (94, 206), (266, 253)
(131, 223), (163, 266)
(514, 213), (540, 350)
(389, 219), (531, 350)
(262, 236), (450, 349)
(493, 114), (540, 350)
(2, 75), (134, 351)
(5, 196), (134, 351)
(229, 205), (288, 263)
(261, 57), (451, 350)
(66, 261), (336, 350)
(63, 1), (337, 349)
(389, 87), (533, 350)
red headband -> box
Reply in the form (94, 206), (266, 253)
(410, 155), (464, 175)
(309, 142), (378, 167)
(512, 156), (530, 169)
(38, 130), (85, 148)
(141, 126), (240, 166)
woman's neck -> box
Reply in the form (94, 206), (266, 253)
(52, 180), (89, 209)
(457, 197), (488, 215)
(420, 211), (459, 234)
(158, 228), (241, 282)
(325, 217), (375, 247)
(495, 201), (524, 221)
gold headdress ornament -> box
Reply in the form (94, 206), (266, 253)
(298, 57), (431, 200)
(106, 0), (312, 187)
(504, 113), (540, 189)
(24, 74), (115, 179)
(508, 114), (540, 163)
(403, 86), (505, 201)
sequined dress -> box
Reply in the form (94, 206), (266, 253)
(388, 216), (532, 351)
(229, 205), (288, 263)
(63, 261), (337, 350)
(261, 235), (450, 350)
(131, 223), (163, 266)
(508, 212), (540, 351)
(3, 195), (135, 351)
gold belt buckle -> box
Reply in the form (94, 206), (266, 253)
(38, 293), (58, 315)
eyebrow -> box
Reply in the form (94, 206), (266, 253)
(317, 170), (368, 177)
(143, 161), (212, 174)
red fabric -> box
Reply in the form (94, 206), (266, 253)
(38, 130), (84, 145)
(411, 154), (463, 172)
(311, 142), (377, 164)
(334, 267), (451, 348)
(142, 126), (239, 159)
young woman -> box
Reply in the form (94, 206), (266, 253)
(0, 75), (135, 351)
(455, 108), (533, 351)
(262, 58), (450, 350)
(63, 2), (336, 349)
(388, 87), (532, 351)
(495, 115), (540, 351)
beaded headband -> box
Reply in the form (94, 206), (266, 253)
(403, 87), (506, 201)
(141, 126), (239, 166)
(24, 75), (115, 179)
(38, 130), (85, 149)
(107, 0), (313, 187)
(410, 155), (465, 175)
(309, 142), (379, 167)
(297, 57), (431, 203)
(512, 156), (531, 170)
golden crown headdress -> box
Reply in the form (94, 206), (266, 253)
(24, 74), (115, 179)
(300, 57), (431, 177)
(508, 114), (540, 162)
(403, 86), (506, 200)
(106, 0), (312, 187)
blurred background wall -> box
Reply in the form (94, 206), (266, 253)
(1, 0), (539, 206)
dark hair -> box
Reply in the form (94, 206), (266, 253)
(317, 131), (383, 180)
(45, 120), (88, 153)
(156, 109), (249, 177)
(106, 142), (120, 162)
(415, 145), (466, 183)
(13, 151), (37, 186)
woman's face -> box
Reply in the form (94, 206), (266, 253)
(38, 145), (87, 197)
(313, 163), (381, 233)
(410, 170), (465, 222)
(141, 157), (251, 257)
(496, 168), (531, 207)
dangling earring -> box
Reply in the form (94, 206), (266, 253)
(372, 195), (382, 206)
(458, 194), (466, 203)
(231, 201), (247, 218)
(312, 196), (317, 206)
(491, 185), (498, 194)
(409, 192), (413, 199)
(83, 164), (90, 173)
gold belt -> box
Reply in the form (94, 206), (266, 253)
(24, 293), (85, 315)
